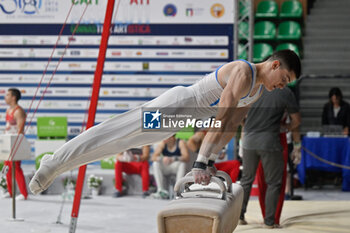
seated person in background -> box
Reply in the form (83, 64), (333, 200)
(322, 87), (350, 135)
(151, 135), (189, 199)
(187, 130), (240, 182)
(114, 145), (150, 198)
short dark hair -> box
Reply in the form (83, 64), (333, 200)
(267, 49), (301, 79)
(8, 88), (21, 102)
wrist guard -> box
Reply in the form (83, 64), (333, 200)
(192, 161), (207, 170)
(207, 160), (215, 167)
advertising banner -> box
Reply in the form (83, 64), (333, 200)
(0, 0), (234, 24)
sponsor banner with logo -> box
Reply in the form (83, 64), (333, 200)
(0, 35), (228, 46)
(117, 0), (234, 24)
(0, 0), (234, 24)
(109, 35), (228, 46)
(0, 74), (202, 85)
(0, 0), (107, 24)
(107, 49), (228, 59)
(36, 116), (67, 137)
(100, 87), (167, 97)
(0, 86), (167, 97)
(0, 48), (96, 58)
(7, 100), (144, 110)
(102, 75), (202, 85)
(0, 61), (223, 72)
(0, 86), (91, 97)
(4, 100), (88, 110)
(0, 74), (93, 84)
(0, 48), (228, 59)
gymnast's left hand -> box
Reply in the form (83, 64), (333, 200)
(192, 168), (211, 185)
(207, 165), (217, 176)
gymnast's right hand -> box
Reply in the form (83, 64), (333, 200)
(192, 161), (211, 185)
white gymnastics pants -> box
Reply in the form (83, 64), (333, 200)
(48, 86), (217, 176)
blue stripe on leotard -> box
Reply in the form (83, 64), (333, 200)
(237, 59), (255, 99)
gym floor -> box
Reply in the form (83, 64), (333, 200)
(1, 186), (349, 233)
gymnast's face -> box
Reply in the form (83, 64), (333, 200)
(264, 61), (296, 91)
(4, 91), (14, 105)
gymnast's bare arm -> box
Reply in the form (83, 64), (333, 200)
(14, 107), (26, 134)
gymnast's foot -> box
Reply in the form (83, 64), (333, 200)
(29, 154), (59, 195)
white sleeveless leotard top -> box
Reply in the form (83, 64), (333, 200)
(191, 59), (263, 108)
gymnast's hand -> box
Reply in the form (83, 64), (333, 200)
(192, 165), (211, 185)
(291, 143), (301, 165)
(207, 164), (217, 176)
